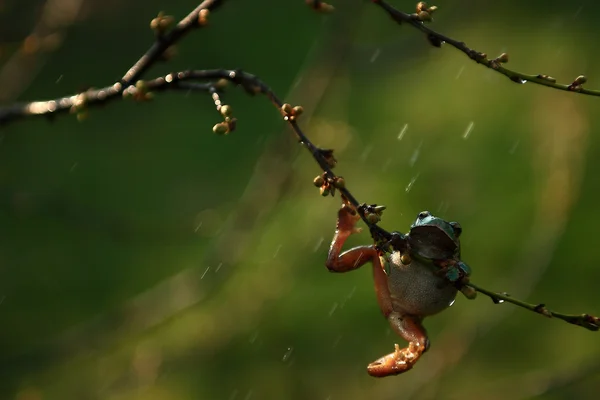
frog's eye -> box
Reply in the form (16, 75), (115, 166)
(450, 221), (462, 237)
(418, 211), (431, 219)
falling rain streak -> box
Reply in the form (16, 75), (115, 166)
(329, 302), (338, 317)
(463, 121), (475, 139)
(509, 139), (520, 154)
(282, 347), (294, 362)
(397, 124), (408, 140)
(405, 174), (420, 193)
(409, 141), (423, 167)
(370, 48), (381, 63)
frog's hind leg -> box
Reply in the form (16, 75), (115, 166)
(367, 314), (429, 377)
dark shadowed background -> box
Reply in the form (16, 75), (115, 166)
(0, 0), (599, 399)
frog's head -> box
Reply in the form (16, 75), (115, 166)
(408, 211), (462, 260)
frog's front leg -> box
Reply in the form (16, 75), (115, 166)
(326, 203), (371, 272)
(367, 314), (429, 377)
(326, 203), (393, 314)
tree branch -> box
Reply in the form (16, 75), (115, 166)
(0, 0), (597, 334)
(368, 0), (599, 96)
(467, 282), (600, 331)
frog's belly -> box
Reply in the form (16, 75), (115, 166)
(387, 260), (457, 316)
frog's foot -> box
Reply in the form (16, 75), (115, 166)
(366, 342), (425, 377)
(337, 202), (362, 235)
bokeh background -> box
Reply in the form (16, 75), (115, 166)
(1, 0), (599, 399)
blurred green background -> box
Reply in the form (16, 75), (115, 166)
(1, 0), (599, 399)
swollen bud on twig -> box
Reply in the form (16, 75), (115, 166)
(198, 9), (210, 26)
(306, 0), (335, 13)
(213, 122), (229, 135)
(313, 175), (325, 187)
(150, 12), (175, 35)
(495, 53), (509, 63)
(416, 2), (437, 21)
(568, 75), (587, 90)
(417, 11), (432, 22)
(366, 213), (381, 224)
(363, 204), (385, 224)
(574, 75), (587, 85)
(292, 106), (304, 117)
(130, 80), (153, 101)
(219, 105), (232, 118)
(537, 74), (556, 83)
(280, 103), (304, 121)
(281, 103), (293, 115)
(214, 79), (228, 90)
(333, 177), (345, 189)
(69, 93), (88, 121)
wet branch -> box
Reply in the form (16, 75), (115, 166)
(310, 0), (599, 96)
(0, 0), (222, 125)
(467, 282), (600, 331)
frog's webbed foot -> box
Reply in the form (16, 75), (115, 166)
(367, 313), (429, 378)
(367, 342), (425, 377)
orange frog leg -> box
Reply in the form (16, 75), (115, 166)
(326, 202), (429, 377)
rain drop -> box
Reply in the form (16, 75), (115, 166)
(397, 124), (408, 140)
(370, 48), (381, 63)
(455, 66), (465, 80)
(273, 244), (282, 258)
(329, 302), (339, 317)
(282, 347), (294, 362)
(359, 145), (373, 162)
(249, 330), (259, 344)
(313, 237), (324, 252)
(409, 141), (422, 167)
(463, 121), (474, 139)
(405, 174), (420, 193)
(215, 262), (223, 273)
(200, 266), (210, 279)
(509, 139), (520, 155)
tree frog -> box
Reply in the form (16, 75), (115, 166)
(326, 202), (469, 377)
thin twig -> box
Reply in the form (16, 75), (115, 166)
(369, 0), (599, 96)
(120, 0), (224, 85)
(467, 282), (600, 331)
